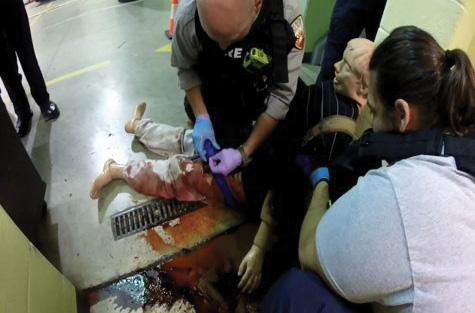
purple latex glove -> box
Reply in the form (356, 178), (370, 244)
(209, 148), (242, 175)
(193, 114), (220, 161)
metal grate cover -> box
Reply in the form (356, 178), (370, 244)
(111, 198), (203, 240)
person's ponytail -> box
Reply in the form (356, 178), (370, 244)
(438, 49), (475, 135)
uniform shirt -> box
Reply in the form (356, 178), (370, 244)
(171, 0), (304, 121)
(317, 155), (475, 313)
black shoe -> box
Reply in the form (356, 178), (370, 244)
(40, 101), (60, 121)
(16, 113), (33, 138)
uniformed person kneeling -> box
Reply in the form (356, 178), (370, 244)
(171, 0), (305, 179)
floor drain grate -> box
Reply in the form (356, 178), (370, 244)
(111, 198), (203, 240)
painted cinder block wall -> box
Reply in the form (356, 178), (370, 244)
(298, 0), (475, 60)
(375, 0), (475, 57)
(355, 0), (475, 136)
(299, 0), (336, 54)
(468, 34), (475, 63)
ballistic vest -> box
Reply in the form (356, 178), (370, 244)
(335, 129), (475, 178)
(194, 0), (296, 121)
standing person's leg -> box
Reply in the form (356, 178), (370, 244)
(0, 36), (33, 137)
(261, 268), (368, 313)
(316, 0), (368, 85)
(11, 2), (59, 120)
(1, 72), (33, 129)
(364, 0), (387, 41)
(13, 2), (49, 106)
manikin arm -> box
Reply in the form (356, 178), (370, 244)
(298, 181), (331, 286)
(238, 190), (276, 293)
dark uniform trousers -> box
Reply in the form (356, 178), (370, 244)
(317, 0), (387, 84)
(1, 0), (50, 119)
(261, 268), (370, 313)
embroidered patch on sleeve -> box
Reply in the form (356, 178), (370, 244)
(291, 15), (305, 50)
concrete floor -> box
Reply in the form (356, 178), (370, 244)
(2, 0), (258, 312)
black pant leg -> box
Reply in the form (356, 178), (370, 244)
(317, 0), (372, 84)
(0, 32), (32, 119)
(261, 268), (369, 313)
(365, 0), (387, 40)
(11, 2), (50, 107)
(1, 72), (32, 119)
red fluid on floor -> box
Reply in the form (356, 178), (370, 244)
(144, 229), (163, 251)
(89, 224), (261, 312)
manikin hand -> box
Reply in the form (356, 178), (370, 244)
(193, 114), (220, 161)
(209, 148), (242, 175)
(237, 244), (264, 293)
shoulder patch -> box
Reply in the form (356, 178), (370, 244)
(291, 15), (305, 50)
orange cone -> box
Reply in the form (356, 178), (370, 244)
(165, 0), (179, 40)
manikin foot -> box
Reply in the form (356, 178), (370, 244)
(124, 102), (147, 133)
(90, 159), (116, 199)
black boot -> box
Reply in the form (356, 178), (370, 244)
(40, 101), (60, 121)
(16, 111), (33, 138)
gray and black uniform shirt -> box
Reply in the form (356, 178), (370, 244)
(171, 0), (304, 122)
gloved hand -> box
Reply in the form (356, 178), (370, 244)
(309, 167), (329, 187)
(209, 148), (242, 175)
(193, 114), (220, 161)
(295, 146), (329, 187)
(237, 244), (264, 294)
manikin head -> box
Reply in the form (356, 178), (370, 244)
(368, 26), (475, 134)
(334, 38), (376, 106)
(197, 0), (262, 50)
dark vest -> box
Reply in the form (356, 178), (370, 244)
(194, 0), (295, 122)
(334, 129), (475, 184)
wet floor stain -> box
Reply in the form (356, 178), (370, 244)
(88, 224), (263, 313)
(144, 229), (165, 251)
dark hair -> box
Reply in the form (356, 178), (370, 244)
(369, 26), (475, 135)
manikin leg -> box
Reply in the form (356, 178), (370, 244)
(89, 156), (208, 201)
(124, 102), (194, 157)
(90, 155), (246, 205)
(92, 102), (245, 204)
(123, 155), (209, 202)
(89, 159), (126, 199)
(124, 102), (147, 133)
